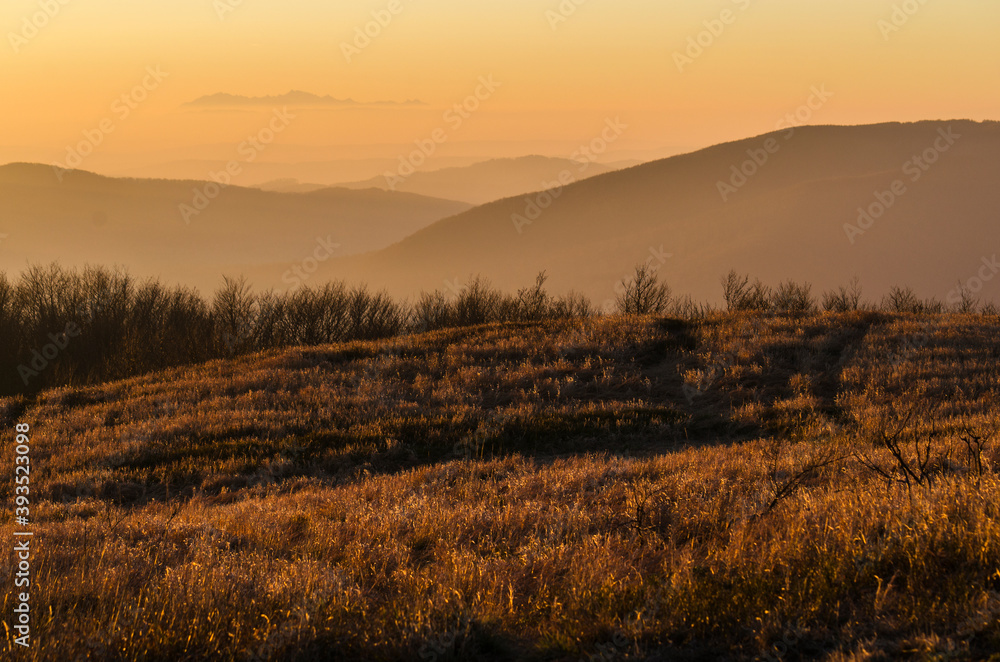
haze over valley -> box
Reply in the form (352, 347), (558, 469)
(4, 121), (997, 307)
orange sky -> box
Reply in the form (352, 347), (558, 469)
(1, 0), (998, 171)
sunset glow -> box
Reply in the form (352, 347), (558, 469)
(2, 0), (997, 173)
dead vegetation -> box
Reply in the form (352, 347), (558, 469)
(2, 288), (1000, 660)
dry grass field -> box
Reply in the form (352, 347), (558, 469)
(3, 311), (1000, 661)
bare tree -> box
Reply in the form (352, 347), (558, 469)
(882, 286), (923, 314)
(822, 276), (864, 312)
(515, 271), (551, 321)
(616, 264), (671, 315)
(721, 270), (771, 312)
(772, 280), (816, 315)
(952, 280), (981, 314)
(213, 276), (256, 354)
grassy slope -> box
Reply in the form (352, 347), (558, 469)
(2, 312), (1000, 661)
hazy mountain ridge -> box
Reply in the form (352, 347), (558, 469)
(113, 156), (492, 189)
(0, 163), (471, 293)
(323, 120), (1000, 305)
(4, 121), (998, 303)
(331, 155), (625, 204)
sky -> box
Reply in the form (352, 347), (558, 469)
(1, 0), (998, 176)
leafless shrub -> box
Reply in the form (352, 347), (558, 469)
(410, 272), (588, 333)
(616, 264), (671, 315)
(882, 286), (921, 314)
(669, 293), (714, 320)
(881, 286), (942, 314)
(283, 283), (347, 345)
(853, 387), (948, 494)
(959, 424), (994, 485)
(771, 280), (816, 315)
(412, 291), (452, 332)
(950, 280), (981, 314)
(348, 287), (408, 340)
(822, 276), (864, 312)
(550, 291), (593, 319)
(953, 388), (998, 485)
(452, 277), (504, 326)
(617, 482), (672, 545)
(513, 271), (552, 321)
(214, 276), (257, 354)
(923, 299), (945, 314)
(722, 270), (771, 312)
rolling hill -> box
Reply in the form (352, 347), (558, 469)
(320, 120), (1000, 306)
(0, 164), (471, 294)
(5, 312), (1000, 659)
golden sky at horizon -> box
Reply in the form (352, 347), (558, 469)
(1, 0), (998, 167)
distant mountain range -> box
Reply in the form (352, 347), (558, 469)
(0, 164), (469, 294)
(315, 120), (1000, 306)
(115, 156), (491, 189)
(3, 121), (998, 305)
(324, 155), (632, 205)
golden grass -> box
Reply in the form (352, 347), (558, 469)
(2, 312), (1000, 660)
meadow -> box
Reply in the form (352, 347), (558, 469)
(2, 267), (1000, 660)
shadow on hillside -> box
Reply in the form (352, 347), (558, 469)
(25, 313), (916, 509)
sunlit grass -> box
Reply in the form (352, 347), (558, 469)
(2, 312), (999, 660)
